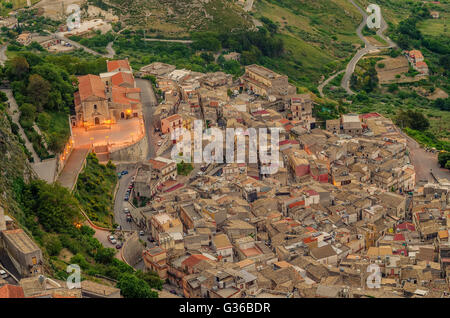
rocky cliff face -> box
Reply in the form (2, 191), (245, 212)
(0, 112), (34, 220)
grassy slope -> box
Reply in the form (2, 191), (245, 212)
(90, 0), (253, 36)
(254, 0), (363, 85)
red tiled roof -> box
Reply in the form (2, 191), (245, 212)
(111, 86), (141, 106)
(149, 158), (169, 171)
(107, 59), (131, 72)
(303, 236), (317, 244)
(165, 183), (183, 193)
(288, 200), (305, 209)
(284, 124), (294, 132)
(111, 72), (134, 87)
(360, 112), (381, 119)
(241, 247), (262, 257)
(305, 189), (319, 196)
(279, 139), (299, 146)
(252, 110), (269, 115)
(397, 222), (415, 232)
(394, 233), (405, 241)
(77, 74), (105, 101)
(409, 50), (423, 59)
(182, 254), (210, 268)
(415, 61), (428, 68)
(0, 285), (25, 298)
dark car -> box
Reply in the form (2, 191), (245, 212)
(121, 170), (128, 175)
(115, 243), (123, 249)
(170, 290), (177, 295)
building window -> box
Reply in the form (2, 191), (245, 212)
(94, 104), (97, 110)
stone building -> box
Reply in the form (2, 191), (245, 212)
(240, 64), (296, 97)
(73, 59), (142, 128)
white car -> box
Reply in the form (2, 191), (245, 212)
(0, 269), (8, 279)
(157, 141), (163, 146)
(108, 235), (117, 244)
(161, 134), (167, 139)
(123, 208), (130, 214)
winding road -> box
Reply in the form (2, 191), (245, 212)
(318, 70), (345, 98)
(319, 0), (396, 97)
(340, 0), (396, 95)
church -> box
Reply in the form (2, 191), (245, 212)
(72, 59), (143, 129)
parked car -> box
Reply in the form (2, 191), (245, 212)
(123, 208), (130, 214)
(0, 269), (8, 279)
(157, 141), (163, 146)
(121, 170), (128, 175)
(161, 134), (167, 139)
(108, 235), (117, 245)
(115, 243), (123, 249)
(139, 231), (145, 236)
(124, 196), (129, 201)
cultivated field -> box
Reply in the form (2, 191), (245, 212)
(376, 55), (415, 84)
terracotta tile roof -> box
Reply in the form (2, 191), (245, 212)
(0, 285), (25, 298)
(107, 59), (131, 72)
(111, 86), (140, 106)
(164, 114), (182, 122)
(409, 50), (423, 59)
(111, 72), (134, 86)
(77, 74), (105, 101)
(241, 247), (262, 257)
(415, 61), (428, 68)
(393, 233), (405, 241)
(149, 158), (169, 171)
(182, 254), (209, 268)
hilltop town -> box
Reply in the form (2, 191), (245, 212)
(0, 0), (449, 301)
(2, 58), (447, 299)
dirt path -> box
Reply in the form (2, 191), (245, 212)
(318, 70), (345, 98)
(2, 89), (41, 163)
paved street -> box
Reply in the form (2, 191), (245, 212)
(113, 167), (140, 231)
(136, 78), (158, 159)
(402, 131), (450, 182)
(57, 146), (90, 190)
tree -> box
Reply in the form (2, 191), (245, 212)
(19, 103), (36, 121)
(395, 109), (430, 131)
(45, 235), (63, 256)
(37, 112), (51, 131)
(22, 180), (80, 233)
(135, 270), (164, 290)
(8, 56), (29, 79)
(434, 98), (450, 111)
(27, 74), (51, 111)
(95, 247), (116, 264)
(438, 152), (450, 169)
(116, 273), (158, 298)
